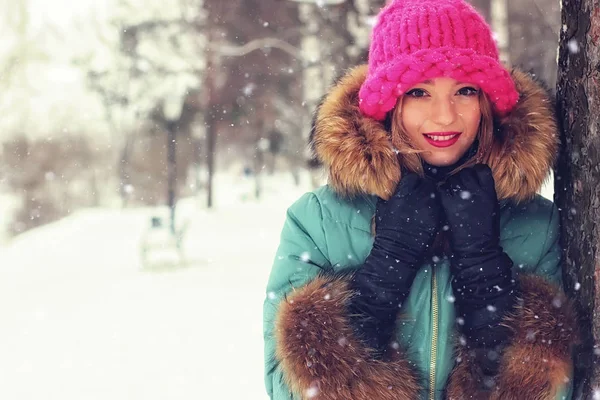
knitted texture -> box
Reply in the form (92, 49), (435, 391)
(359, 0), (519, 120)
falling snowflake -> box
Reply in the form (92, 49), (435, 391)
(487, 305), (497, 312)
(300, 252), (310, 262)
(567, 39), (580, 54)
(552, 297), (562, 308)
(305, 385), (319, 398)
(460, 190), (471, 200)
(483, 376), (496, 389)
(243, 83), (256, 96)
(267, 292), (277, 300)
(487, 350), (499, 361)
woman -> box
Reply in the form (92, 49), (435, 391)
(263, 0), (578, 398)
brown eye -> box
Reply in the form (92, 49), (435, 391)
(406, 88), (428, 98)
(457, 87), (479, 96)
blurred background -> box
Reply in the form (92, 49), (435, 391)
(0, 0), (560, 398)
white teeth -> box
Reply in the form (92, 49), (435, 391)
(425, 134), (458, 141)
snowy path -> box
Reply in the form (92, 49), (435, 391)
(0, 192), (299, 399)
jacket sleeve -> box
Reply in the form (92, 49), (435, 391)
(446, 201), (578, 400)
(263, 193), (421, 400)
(532, 200), (563, 285)
(263, 193), (330, 399)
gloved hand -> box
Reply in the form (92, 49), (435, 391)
(438, 164), (517, 349)
(349, 173), (441, 356)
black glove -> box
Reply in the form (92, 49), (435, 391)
(349, 173), (441, 356)
(438, 164), (517, 350)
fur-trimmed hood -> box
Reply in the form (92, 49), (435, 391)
(310, 64), (559, 203)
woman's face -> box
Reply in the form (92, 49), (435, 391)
(398, 77), (482, 167)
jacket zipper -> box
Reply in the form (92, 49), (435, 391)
(429, 265), (438, 400)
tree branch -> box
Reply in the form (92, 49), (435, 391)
(123, 18), (187, 33)
(213, 37), (304, 60)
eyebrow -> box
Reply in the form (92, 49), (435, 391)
(417, 80), (480, 88)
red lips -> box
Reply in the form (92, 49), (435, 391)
(423, 132), (461, 148)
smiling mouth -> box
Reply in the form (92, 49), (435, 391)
(424, 134), (459, 141)
(423, 132), (461, 141)
(422, 132), (462, 148)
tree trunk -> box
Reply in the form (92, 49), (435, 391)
(490, 0), (510, 63)
(119, 136), (134, 207)
(166, 120), (177, 234)
(204, 7), (218, 210)
(555, 0), (600, 396)
(206, 103), (216, 209)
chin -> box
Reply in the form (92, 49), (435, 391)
(422, 154), (462, 167)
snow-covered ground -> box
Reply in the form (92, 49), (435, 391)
(0, 172), (315, 400)
(0, 169), (550, 400)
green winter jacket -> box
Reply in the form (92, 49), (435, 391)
(263, 65), (578, 400)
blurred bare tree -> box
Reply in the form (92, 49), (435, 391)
(1, 135), (107, 235)
(0, 0), (565, 235)
(508, 0), (560, 87)
(468, 0), (560, 86)
(0, 0), (52, 134)
(83, 0), (206, 208)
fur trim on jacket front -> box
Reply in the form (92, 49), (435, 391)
(276, 274), (577, 399)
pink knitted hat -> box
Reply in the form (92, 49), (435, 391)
(359, 0), (519, 120)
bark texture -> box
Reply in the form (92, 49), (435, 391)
(555, 0), (600, 396)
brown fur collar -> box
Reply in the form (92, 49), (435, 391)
(310, 65), (559, 203)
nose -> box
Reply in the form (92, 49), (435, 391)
(431, 96), (456, 126)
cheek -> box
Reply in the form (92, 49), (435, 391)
(459, 106), (481, 136)
(400, 105), (426, 137)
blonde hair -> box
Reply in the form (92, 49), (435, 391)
(389, 91), (495, 177)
